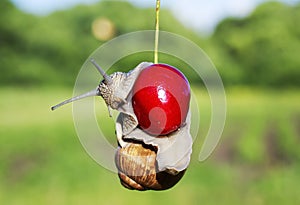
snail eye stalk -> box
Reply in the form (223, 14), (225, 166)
(51, 89), (99, 111)
(51, 59), (110, 111)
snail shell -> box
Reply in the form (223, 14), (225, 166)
(115, 142), (185, 191)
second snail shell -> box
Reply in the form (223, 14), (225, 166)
(115, 142), (186, 191)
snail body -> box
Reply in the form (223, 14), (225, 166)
(51, 60), (192, 191)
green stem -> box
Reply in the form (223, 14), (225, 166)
(154, 0), (160, 64)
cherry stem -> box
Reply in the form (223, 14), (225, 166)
(154, 0), (160, 64)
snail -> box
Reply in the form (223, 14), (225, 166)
(51, 59), (193, 191)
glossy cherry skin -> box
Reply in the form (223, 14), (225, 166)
(132, 64), (190, 136)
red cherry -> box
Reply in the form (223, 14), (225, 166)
(132, 64), (190, 136)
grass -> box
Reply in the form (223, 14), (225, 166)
(0, 86), (299, 205)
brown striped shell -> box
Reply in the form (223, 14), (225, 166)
(115, 142), (186, 191)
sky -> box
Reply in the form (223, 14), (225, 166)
(10, 0), (300, 34)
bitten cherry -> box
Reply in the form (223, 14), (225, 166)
(132, 64), (190, 136)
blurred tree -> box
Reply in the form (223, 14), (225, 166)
(211, 2), (300, 87)
(0, 1), (200, 87)
(1, 1), (300, 87)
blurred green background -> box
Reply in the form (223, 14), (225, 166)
(1, 0), (300, 204)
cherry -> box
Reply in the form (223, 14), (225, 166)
(132, 64), (190, 136)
